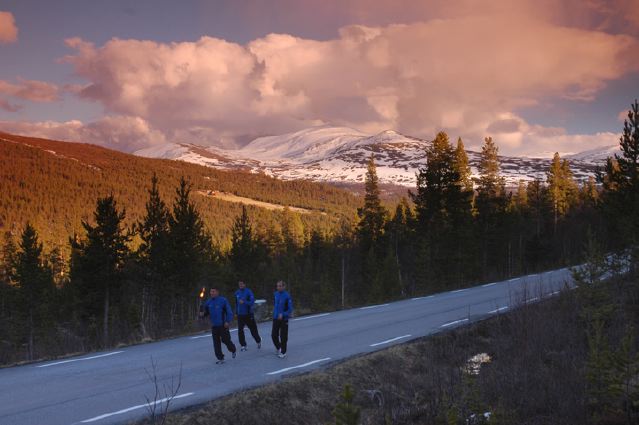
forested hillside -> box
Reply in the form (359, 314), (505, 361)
(0, 132), (360, 251)
(0, 100), (637, 369)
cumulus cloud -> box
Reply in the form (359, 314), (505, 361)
(0, 11), (17, 43)
(0, 115), (166, 152)
(60, 11), (638, 154)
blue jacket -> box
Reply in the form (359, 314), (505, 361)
(235, 287), (255, 316)
(202, 296), (233, 327)
(273, 290), (293, 320)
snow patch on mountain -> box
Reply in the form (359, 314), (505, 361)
(134, 126), (613, 187)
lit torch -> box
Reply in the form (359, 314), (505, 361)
(198, 287), (206, 319)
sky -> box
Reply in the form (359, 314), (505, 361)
(0, 0), (638, 157)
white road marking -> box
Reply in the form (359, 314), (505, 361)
(482, 282), (498, 288)
(359, 303), (390, 310)
(369, 334), (412, 347)
(528, 274), (538, 278)
(549, 291), (560, 296)
(190, 328), (237, 339)
(488, 306), (509, 314)
(441, 318), (469, 328)
(293, 313), (331, 322)
(527, 297), (539, 303)
(36, 351), (124, 368)
(412, 295), (435, 300)
(80, 392), (194, 423)
(451, 289), (467, 293)
(266, 358), (331, 375)
(508, 278), (519, 282)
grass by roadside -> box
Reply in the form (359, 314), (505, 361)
(136, 272), (639, 425)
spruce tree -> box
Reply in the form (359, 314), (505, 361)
(547, 153), (577, 232)
(475, 136), (507, 277)
(12, 224), (54, 360)
(136, 174), (171, 336)
(167, 177), (212, 327)
(357, 154), (387, 253)
(230, 205), (257, 279)
(72, 195), (130, 347)
(600, 99), (639, 250)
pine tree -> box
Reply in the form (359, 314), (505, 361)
(476, 136), (508, 277)
(412, 131), (472, 289)
(72, 195), (130, 347)
(333, 384), (361, 425)
(599, 99), (639, 250)
(136, 174), (171, 336)
(230, 205), (257, 279)
(357, 155), (387, 253)
(13, 223), (54, 360)
(454, 137), (473, 192)
(167, 177), (212, 327)
(547, 153), (577, 232)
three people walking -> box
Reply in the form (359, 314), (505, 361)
(200, 280), (293, 363)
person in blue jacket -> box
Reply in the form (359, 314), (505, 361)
(271, 280), (293, 358)
(235, 280), (262, 351)
(199, 287), (237, 364)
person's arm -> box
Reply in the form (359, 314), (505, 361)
(247, 289), (255, 307)
(224, 300), (233, 328)
(284, 294), (293, 318)
(199, 301), (210, 318)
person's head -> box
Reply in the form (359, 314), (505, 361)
(210, 287), (219, 298)
(238, 281), (246, 289)
(276, 280), (286, 292)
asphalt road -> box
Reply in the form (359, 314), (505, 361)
(0, 268), (575, 425)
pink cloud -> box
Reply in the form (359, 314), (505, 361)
(0, 11), (17, 43)
(0, 98), (21, 112)
(60, 9), (639, 154)
(0, 115), (166, 152)
(0, 78), (60, 102)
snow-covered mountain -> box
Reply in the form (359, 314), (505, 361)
(135, 126), (609, 187)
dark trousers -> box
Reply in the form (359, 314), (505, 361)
(271, 319), (289, 354)
(211, 326), (236, 360)
(237, 314), (261, 347)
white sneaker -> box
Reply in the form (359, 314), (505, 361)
(278, 352), (287, 358)
(240, 346), (247, 352)
(216, 359), (225, 364)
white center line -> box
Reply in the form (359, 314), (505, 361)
(441, 318), (469, 328)
(369, 334), (411, 347)
(488, 306), (509, 314)
(292, 313), (331, 322)
(80, 392), (194, 423)
(36, 351), (124, 368)
(359, 303), (390, 310)
(482, 282), (498, 288)
(266, 358), (331, 375)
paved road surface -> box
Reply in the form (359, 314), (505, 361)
(0, 268), (575, 425)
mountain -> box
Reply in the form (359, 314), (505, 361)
(0, 132), (360, 252)
(565, 144), (620, 164)
(136, 126), (605, 187)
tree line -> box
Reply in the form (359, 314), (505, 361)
(0, 100), (638, 365)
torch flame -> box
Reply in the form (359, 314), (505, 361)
(199, 287), (206, 299)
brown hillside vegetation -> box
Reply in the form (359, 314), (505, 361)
(0, 132), (359, 252)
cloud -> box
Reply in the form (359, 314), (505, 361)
(60, 11), (638, 154)
(0, 11), (17, 43)
(0, 115), (166, 152)
(0, 98), (21, 112)
(0, 78), (60, 102)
